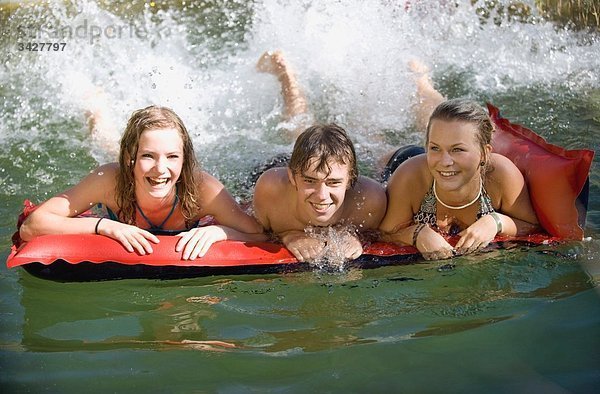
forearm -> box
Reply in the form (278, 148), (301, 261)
(20, 213), (102, 241)
(497, 213), (541, 236)
(380, 224), (419, 246)
(217, 225), (268, 242)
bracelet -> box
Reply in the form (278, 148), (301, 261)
(94, 217), (104, 235)
(489, 212), (502, 234)
(412, 223), (426, 246)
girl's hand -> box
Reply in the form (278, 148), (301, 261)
(175, 225), (227, 260)
(416, 225), (455, 260)
(338, 232), (363, 261)
(455, 214), (499, 255)
(97, 219), (160, 255)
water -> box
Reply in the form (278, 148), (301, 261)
(1, 0), (599, 391)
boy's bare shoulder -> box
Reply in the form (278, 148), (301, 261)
(253, 168), (293, 215)
(353, 176), (385, 197)
(345, 176), (387, 227)
(255, 167), (290, 194)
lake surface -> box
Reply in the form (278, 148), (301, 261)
(1, 0), (599, 392)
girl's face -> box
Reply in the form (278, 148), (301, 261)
(426, 119), (489, 192)
(133, 128), (184, 200)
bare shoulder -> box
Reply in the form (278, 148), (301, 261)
(351, 176), (385, 200)
(194, 170), (233, 209)
(254, 167), (289, 195)
(39, 162), (119, 214)
(346, 176), (387, 227)
(253, 167), (292, 230)
(488, 153), (524, 181)
(197, 170), (223, 189)
(485, 153), (528, 205)
(95, 162), (119, 173)
(387, 154), (430, 192)
(253, 168), (291, 212)
(72, 162), (119, 193)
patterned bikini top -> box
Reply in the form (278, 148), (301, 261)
(413, 182), (495, 235)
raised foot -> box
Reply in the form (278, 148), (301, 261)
(256, 50), (288, 75)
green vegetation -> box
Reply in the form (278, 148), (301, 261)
(536, 0), (599, 29)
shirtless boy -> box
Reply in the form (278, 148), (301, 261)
(252, 123), (386, 262)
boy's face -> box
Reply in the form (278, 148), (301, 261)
(288, 158), (351, 226)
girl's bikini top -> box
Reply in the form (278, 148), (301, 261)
(104, 190), (199, 235)
(413, 182), (495, 236)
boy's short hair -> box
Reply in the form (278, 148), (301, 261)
(289, 123), (358, 187)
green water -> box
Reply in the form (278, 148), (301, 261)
(1, 0), (599, 392)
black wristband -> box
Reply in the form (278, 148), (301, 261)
(412, 223), (426, 246)
(94, 217), (104, 235)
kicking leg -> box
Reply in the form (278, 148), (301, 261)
(409, 59), (445, 132)
(257, 50), (312, 140)
(378, 60), (445, 177)
(83, 87), (120, 159)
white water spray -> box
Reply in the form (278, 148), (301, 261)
(1, 0), (598, 182)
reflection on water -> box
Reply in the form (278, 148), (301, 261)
(17, 246), (595, 354)
(1, 0), (599, 391)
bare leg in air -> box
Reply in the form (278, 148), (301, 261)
(409, 59), (445, 132)
(378, 60), (446, 179)
(256, 50), (313, 141)
(83, 88), (120, 159)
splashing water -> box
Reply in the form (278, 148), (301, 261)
(304, 224), (361, 271)
(0, 0), (598, 191)
(1, 3), (599, 390)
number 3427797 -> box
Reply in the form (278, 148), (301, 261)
(18, 42), (67, 51)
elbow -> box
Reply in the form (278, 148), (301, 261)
(19, 210), (45, 241)
(19, 219), (35, 242)
(528, 223), (544, 236)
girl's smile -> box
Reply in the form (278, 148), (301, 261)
(134, 128), (184, 200)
